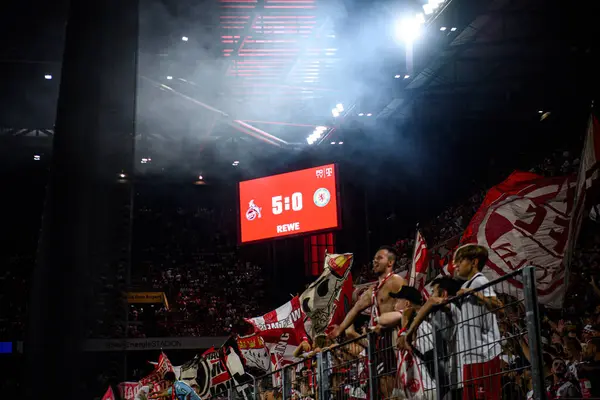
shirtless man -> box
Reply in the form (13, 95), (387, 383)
(329, 245), (406, 398)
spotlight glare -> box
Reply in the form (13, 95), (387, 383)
(338, 142), (344, 144)
(182, 36), (189, 41)
(332, 108), (340, 118)
(450, 27), (457, 31)
(440, 27), (447, 31)
(166, 76), (173, 80)
(396, 18), (422, 44)
(315, 126), (327, 132)
(198, 175), (203, 180)
(366, 113), (372, 117)
(404, 74), (410, 79)
(358, 113), (364, 116)
(423, 4), (433, 14)
(331, 142), (336, 144)
(394, 74), (401, 79)
(44, 75), (52, 80)
(336, 103), (344, 112)
(415, 13), (425, 24)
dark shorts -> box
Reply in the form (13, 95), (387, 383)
(375, 329), (397, 378)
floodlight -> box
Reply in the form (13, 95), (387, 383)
(332, 109), (340, 118)
(396, 18), (422, 44)
(336, 103), (344, 112)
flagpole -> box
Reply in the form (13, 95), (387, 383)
(409, 224), (419, 287)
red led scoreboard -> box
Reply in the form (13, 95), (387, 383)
(238, 164), (340, 244)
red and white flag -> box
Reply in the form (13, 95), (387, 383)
(246, 296), (306, 367)
(139, 352), (174, 393)
(461, 171), (577, 307)
(408, 230), (429, 298)
(564, 115), (600, 284)
(237, 333), (271, 371)
(102, 386), (116, 400)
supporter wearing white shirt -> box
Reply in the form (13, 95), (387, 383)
(377, 285), (437, 399)
(453, 244), (502, 400)
(401, 276), (463, 400)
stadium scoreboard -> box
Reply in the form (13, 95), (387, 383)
(238, 164), (340, 243)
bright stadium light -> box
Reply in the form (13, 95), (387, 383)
(332, 108), (340, 118)
(394, 74), (401, 79)
(44, 75), (52, 80)
(415, 13), (425, 24)
(423, 3), (433, 14)
(396, 16), (423, 44)
(315, 126), (327, 132)
(182, 36), (189, 41)
(166, 76), (173, 80)
(336, 103), (344, 112)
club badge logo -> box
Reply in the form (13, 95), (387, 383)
(245, 200), (262, 221)
(313, 188), (331, 208)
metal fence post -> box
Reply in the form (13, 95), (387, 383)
(366, 330), (377, 400)
(431, 323), (444, 400)
(316, 351), (329, 400)
(282, 365), (289, 400)
(252, 376), (257, 400)
(523, 266), (547, 400)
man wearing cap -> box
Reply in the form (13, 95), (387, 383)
(376, 285), (436, 399)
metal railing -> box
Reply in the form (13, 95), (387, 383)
(212, 266), (546, 400)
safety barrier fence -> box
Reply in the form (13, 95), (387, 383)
(212, 266), (547, 400)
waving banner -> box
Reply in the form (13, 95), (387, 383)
(237, 333), (271, 371)
(300, 252), (354, 338)
(118, 382), (142, 400)
(461, 171), (575, 307)
(179, 348), (232, 398)
(246, 296), (306, 367)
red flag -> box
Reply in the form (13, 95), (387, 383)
(461, 171), (576, 307)
(139, 352), (174, 393)
(102, 386), (116, 400)
(409, 230), (429, 298)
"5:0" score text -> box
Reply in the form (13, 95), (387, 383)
(272, 192), (303, 215)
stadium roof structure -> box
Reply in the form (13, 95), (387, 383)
(0, 0), (593, 168)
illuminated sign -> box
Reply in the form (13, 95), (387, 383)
(238, 164), (340, 243)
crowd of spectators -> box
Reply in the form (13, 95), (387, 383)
(126, 202), (269, 337)
(0, 146), (593, 344)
